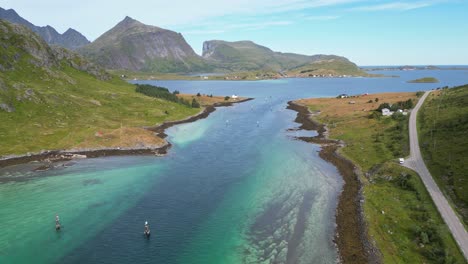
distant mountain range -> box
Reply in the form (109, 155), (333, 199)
(78, 16), (211, 73)
(77, 17), (363, 75)
(0, 7), (365, 76)
(0, 7), (90, 50)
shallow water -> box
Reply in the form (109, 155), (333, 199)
(1, 71), (467, 263)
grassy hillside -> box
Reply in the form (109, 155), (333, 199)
(0, 20), (201, 156)
(296, 92), (465, 263)
(419, 85), (468, 225)
(202, 40), (366, 75)
(287, 59), (370, 77)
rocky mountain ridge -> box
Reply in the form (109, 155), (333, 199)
(0, 7), (90, 50)
(78, 16), (209, 73)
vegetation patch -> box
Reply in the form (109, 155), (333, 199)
(135, 84), (193, 107)
(364, 163), (464, 263)
(408, 77), (439, 83)
(419, 84), (468, 225)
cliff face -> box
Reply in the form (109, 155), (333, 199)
(0, 7), (90, 50)
(79, 16), (209, 73)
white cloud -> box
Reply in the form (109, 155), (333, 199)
(182, 20), (293, 35)
(228, 21), (293, 30)
(352, 1), (437, 11)
(184, 29), (226, 35)
(304, 15), (340, 20)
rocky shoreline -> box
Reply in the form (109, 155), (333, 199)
(0, 98), (253, 169)
(287, 101), (381, 264)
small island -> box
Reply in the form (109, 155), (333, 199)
(407, 77), (439, 83)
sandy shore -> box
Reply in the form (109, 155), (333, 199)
(287, 101), (381, 264)
(0, 98), (253, 169)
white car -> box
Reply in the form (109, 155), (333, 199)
(399, 158), (404, 164)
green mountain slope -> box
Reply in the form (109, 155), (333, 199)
(0, 19), (199, 156)
(287, 58), (369, 77)
(419, 85), (468, 224)
(79, 16), (211, 73)
(201, 40), (363, 74)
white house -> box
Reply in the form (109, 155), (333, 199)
(231, 94), (239, 99)
(381, 108), (394, 116)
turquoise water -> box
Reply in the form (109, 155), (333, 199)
(1, 72), (467, 263)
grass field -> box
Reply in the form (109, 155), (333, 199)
(296, 92), (416, 171)
(418, 85), (468, 225)
(297, 92), (466, 263)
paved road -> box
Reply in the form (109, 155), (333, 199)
(404, 91), (468, 260)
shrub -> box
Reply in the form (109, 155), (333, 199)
(196, 92), (201, 97)
(191, 98), (200, 108)
(368, 111), (381, 119)
(377, 103), (391, 111)
(224, 96), (230, 101)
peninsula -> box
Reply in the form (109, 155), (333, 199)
(291, 91), (465, 263)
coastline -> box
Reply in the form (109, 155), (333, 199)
(286, 101), (381, 264)
(0, 98), (253, 169)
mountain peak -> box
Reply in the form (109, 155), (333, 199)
(123, 16), (135, 22)
(0, 7), (89, 50)
(117, 16), (141, 28)
(79, 17), (202, 72)
(2, 7), (18, 15)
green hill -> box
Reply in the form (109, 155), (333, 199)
(286, 59), (369, 77)
(0, 19), (200, 156)
(419, 85), (468, 224)
(202, 40), (364, 75)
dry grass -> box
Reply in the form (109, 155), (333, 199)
(297, 92), (417, 120)
(74, 127), (166, 149)
(297, 92), (418, 157)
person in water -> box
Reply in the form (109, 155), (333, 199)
(144, 221), (150, 235)
(55, 214), (61, 230)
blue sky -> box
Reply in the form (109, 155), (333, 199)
(2, 0), (468, 65)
